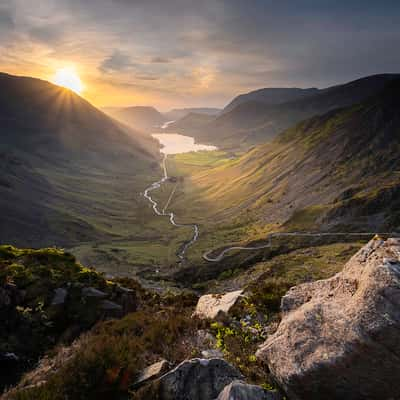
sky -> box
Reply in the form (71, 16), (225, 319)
(1, 0), (400, 110)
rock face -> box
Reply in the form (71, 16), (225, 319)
(217, 380), (279, 400)
(193, 290), (243, 320)
(257, 237), (400, 400)
(150, 358), (243, 400)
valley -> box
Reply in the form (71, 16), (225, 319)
(2, 3), (400, 399)
(1, 71), (400, 400)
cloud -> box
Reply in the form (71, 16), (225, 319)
(0, 1), (15, 34)
(99, 50), (135, 73)
(151, 56), (170, 63)
(136, 75), (159, 81)
(1, 0), (400, 109)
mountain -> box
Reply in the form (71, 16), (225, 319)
(164, 112), (216, 134)
(178, 74), (400, 149)
(164, 107), (221, 121)
(103, 105), (167, 132)
(189, 78), (400, 233)
(0, 72), (160, 250)
(222, 87), (319, 114)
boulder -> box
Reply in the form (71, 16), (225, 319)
(257, 237), (400, 400)
(132, 359), (170, 389)
(148, 358), (243, 400)
(81, 287), (107, 298)
(217, 380), (280, 400)
(51, 288), (68, 306)
(201, 349), (223, 359)
(100, 300), (123, 318)
(193, 290), (243, 320)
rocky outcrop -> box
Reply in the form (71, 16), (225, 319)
(132, 359), (170, 389)
(193, 290), (243, 320)
(217, 380), (280, 400)
(140, 358), (243, 400)
(257, 237), (400, 400)
(81, 287), (107, 298)
(51, 288), (68, 306)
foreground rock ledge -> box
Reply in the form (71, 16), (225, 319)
(257, 237), (400, 400)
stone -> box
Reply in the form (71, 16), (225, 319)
(99, 300), (123, 319)
(51, 288), (68, 306)
(115, 285), (134, 294)
(100, 300), (122, 310)
(217, 380), (280, 400)
(132, 359), (170, 389)
(196, 329), (217, 348)
(193, 290), (243, 320)
(81, 287), (107, 298)
(120, 292), (137, 314)
(149, 358), (243, 400)
(201, 349), (223, 359)
(257, 237), (400, 400)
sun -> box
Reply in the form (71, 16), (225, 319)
(52, 66), (84, 94)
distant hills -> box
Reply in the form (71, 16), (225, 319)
(103, 105), (167, 132)
(168, 74), (399, 149)
(164, 107), (221, 121)
(0, 72), (160, 249)
(164, 112), (216, 134)
(190, 77), (400, 233)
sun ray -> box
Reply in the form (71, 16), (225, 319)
(52, 66), (84, 94)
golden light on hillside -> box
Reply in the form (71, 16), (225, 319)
(52, 66), (84, 94)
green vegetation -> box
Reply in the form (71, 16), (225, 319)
(0, 244), (148, 391)
(167, 151), (233, 176)
(10, 308), (200, 400)
(2, 240), (363, 399)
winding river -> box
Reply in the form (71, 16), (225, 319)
(143, 133), (217, 260)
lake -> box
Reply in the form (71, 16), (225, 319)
(152, 133), (217, 155)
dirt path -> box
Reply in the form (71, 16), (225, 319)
(202, 232), (398, 262)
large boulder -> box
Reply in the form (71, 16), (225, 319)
(217, 380), (280, 400)
(257, 237), (400, 400)
(143, 358), (243, 400)
(193, 290), (243, 320)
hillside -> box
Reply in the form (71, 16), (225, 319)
(222, 87), (319, 114)
(178, 74), (399, 149)
(184, 78), (400, 236)
(164, 112), (216, 134)
(164, 107), (221, 121)
(103, 106), (167, 132)
(0, 72), (160, 254)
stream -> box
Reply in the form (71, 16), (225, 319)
(143, 133), (216, 260)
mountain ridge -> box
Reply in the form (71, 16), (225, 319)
(169, 73), (400, 149)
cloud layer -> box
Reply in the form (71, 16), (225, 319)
(0, 0), (399, 109)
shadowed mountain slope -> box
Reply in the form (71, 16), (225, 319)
(0, 72), (160, 249)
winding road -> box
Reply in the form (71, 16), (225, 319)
(143, 154), (199, 260)
(202, 231), (398, 262)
